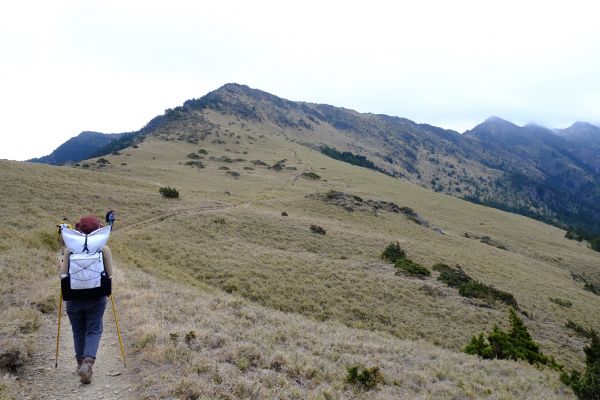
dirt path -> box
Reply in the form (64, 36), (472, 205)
(15, 201), (241, 399)
(114, 201), (234, 234)
(17, 302), (135, 399)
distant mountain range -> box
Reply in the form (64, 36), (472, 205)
(29, 83), (600, 235)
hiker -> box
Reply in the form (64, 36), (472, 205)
(105, 210), (115, 229)
(59, 215), (115, 384)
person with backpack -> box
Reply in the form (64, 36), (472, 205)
(105, 210), (115, 229)
(59, 214), (115, 384)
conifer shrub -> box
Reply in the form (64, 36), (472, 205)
(434, 264), (518, 308)
(381, 242), (406, 263)
(459, 281), (519, 308)
(432, 263), (471, 288)
(561, 329), (600, 399)
(300, 172), (321, 180)
(584, 282), (600, 296)
(591, 237), (600, 252)
(159, 186), (179, 199)
(345, 365), (384, 390)
(464, 309), (560, 370)
(566, 320), (592, 339)
(310, 225), (326, 235)
(550, 297), (572, 307)
(185, 160), (204, 168)
(395, 259), (431, 277)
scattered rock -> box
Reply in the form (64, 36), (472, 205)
(463, 233), (509, 250)
(309, 190), (442, 232)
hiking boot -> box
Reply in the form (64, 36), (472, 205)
(76, 357), (83, 374)
(78, 357), (95, 384)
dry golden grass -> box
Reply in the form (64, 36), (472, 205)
(1, 109), (599, 398)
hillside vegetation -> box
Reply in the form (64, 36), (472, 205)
(2, 98), (599, 399)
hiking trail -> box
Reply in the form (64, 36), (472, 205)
(16, 201), (240, 399)
(17, 306), (134, 400)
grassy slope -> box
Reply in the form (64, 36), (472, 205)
(1, 110), (598, 398)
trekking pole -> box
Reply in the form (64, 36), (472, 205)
(110, 295), (127, 367)
(55, 291), (62, 368)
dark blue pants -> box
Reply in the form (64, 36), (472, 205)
(66, 297), (107, 359)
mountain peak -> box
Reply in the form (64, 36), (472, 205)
(569, 121), (599, 130)
(483, 116), (518, 127)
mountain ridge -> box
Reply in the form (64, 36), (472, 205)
(29, 83), (600, 235)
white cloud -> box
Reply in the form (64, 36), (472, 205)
(1, 0), (599, 160)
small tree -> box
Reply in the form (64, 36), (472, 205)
(381, 242), (406, 263)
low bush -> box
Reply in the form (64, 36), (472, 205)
(96, 157), (110, 164)
(186, 152), (200, 159)
(459, 281), (519, 308)
(381, 242), (406, 263)
(0, 337), (33, 372)
(584, 283), (600, 296)
(310, 225), (326, 235)
(566, 320), (592, 339)
(550, 297), (572, 307)
(434, 264), (518, 308)
(159, 186), (179, 199)
(300, 172), (321, 180)
(345, 365), (384, 390)
(395, 259), (431, 277)
(464, 309), (560, 370)
(561, 329), (600, 399)
(591, 236), (600, 252)
(433, 263), (471, 288)
(184, 160), (204, 168)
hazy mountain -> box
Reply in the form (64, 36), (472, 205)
(31, 83), (600, 234)
(555, 122), (600, 174)
(29, 131), (127, 165)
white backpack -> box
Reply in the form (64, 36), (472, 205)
(61, 226), (112, 300)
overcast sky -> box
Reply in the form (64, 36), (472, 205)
(1, 0), (599, 161)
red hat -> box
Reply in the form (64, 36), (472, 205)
(75, 215), (102, 234)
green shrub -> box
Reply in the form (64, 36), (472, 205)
(186, 152), (200, 159)
(464, 309), (560, 370)
(310, 225), (326, 235)
(433, 263), (471, 288)
(345, 365), (384, 390)
(566, 320), (592, 339)
(591, 236), (600, 252)
(184, 160), (204, 168)
(300, 172), (321, 180)
(381, 242), (406, 263)
(159, 186), (179, 199)
(550, 297), (572, 307)
(96, 157), (110, 164)
(459, 281), (519, 308)
(434, 264), (518, 309)
(584, 282), (600, 296)
(395, 259), (430, 277)
(561, 329), (600, 399)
